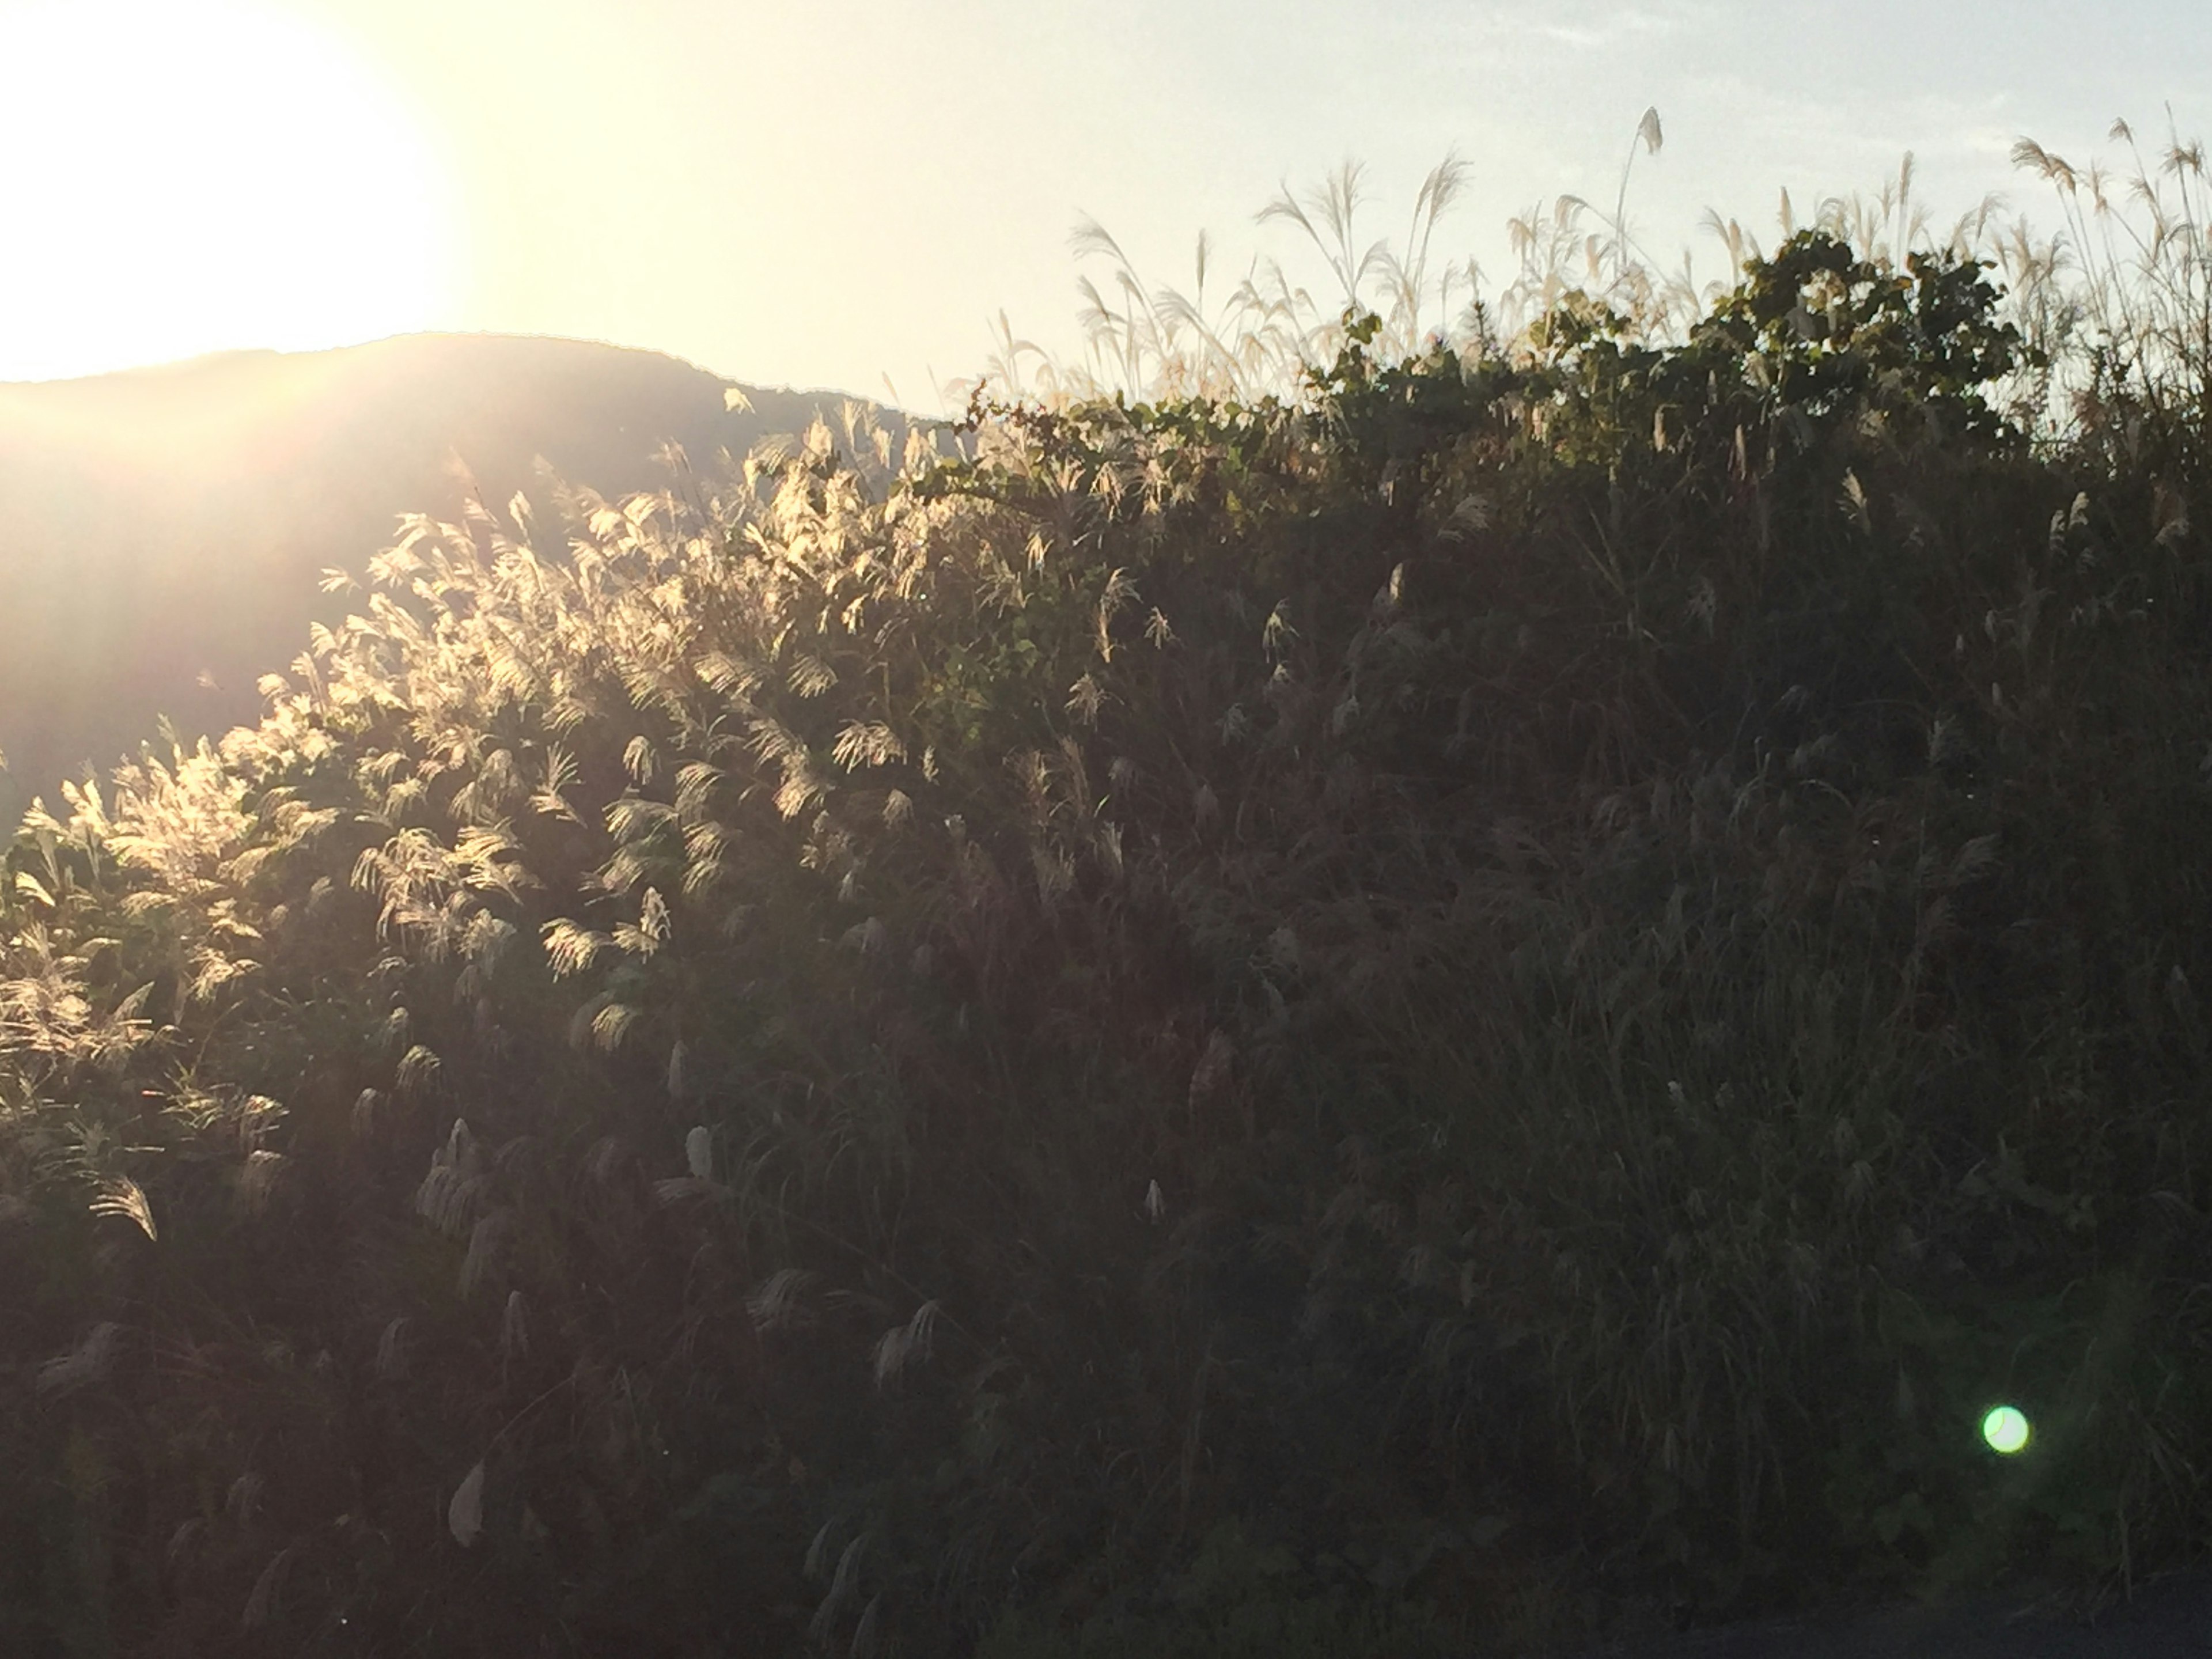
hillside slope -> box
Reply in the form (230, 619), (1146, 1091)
(3, 235), (2210, 1656)
(0, 333), (908, 821)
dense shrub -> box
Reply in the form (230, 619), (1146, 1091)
(5, 133), (2212, 1656)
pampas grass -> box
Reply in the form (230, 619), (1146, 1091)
(4, 111), (2212, 1657)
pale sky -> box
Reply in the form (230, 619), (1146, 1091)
(2, 0), (2207, 413)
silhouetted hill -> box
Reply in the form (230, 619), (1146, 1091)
(0, 333), (910, 822)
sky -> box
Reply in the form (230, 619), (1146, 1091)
(1, 0), (2207, 413)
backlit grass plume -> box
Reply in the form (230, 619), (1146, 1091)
(2, 116), (2211, 1657)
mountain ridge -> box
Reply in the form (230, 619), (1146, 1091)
(0, 332), (915, 823)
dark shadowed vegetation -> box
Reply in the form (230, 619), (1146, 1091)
(3, 117), (2212, 1657)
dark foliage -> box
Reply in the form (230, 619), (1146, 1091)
(3, 209), (2210, 1659)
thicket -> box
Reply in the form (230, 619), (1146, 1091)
(5, 120), (2212, 1657)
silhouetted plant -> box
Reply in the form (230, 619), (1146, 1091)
(4, 119), (2212, 1657)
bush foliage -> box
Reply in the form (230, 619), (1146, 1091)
(5, 126), (2212, 1656)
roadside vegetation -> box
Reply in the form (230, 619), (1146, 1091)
(4, 113), (2211, 1657)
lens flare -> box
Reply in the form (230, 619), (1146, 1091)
(1980, 1404), (2032, 1455)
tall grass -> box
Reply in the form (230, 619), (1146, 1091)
(989, 107), (2212, 450)
(2, 111), (2211, 1658)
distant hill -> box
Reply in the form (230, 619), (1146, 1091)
(0, 333), (913, 824)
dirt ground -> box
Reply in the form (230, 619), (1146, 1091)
(1569, 1568), (2212, 1657)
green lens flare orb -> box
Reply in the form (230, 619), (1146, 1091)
(1981, 1404), (2032, 1455)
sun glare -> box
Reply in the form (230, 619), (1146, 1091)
(0, 0), (463, 383)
